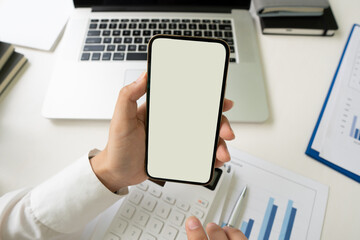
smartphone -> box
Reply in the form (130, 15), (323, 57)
(146, 35), (229, 185)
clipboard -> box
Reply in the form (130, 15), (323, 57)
(306, 24), (360, 183)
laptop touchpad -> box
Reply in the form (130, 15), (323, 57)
(124, 69), (147, 106)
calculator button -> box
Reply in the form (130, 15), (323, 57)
(134, 210), (150, 227)
(190, 207), (204, 219)
(148, 218), (164, 235)
(155, 204), (171, 219)
(127, 225), (142, 240)
(149, 188), (162, 198)
(137, 182), (149, 191)
(129, 190), (144, 205)
(196, 198), (209, 208)
(177, 232), (188, 240)
(103, 232), (120, 240)
(176, 201), (190, 212)
(111, 218), (128, 235)
(141, 196), (157, 212)
(161, 225), (178, 240)
(163, 195), (176, 205)
(120, 203), (136, 219)
(140, 233), (157, 240)
(169, 211), (185, 226)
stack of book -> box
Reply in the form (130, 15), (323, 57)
(253, 0), (338, 36)
(0, 41), (27, 95)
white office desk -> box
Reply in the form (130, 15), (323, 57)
(0, 0), (359, 239)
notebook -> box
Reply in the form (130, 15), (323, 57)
(0, 42), (14, 70)
(253, 0), (329, 17)
(259, 7), (338, 36)
(42, 0), (269, 123)
(0, 51), (27, 95)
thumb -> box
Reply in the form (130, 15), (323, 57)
(112, 72), (147, 121)
(185, 216), (208, 240)
(126, 71), (147, 102)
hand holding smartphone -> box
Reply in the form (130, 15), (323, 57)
(146, 35), (230, 185)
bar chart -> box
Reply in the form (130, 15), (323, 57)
(220, 147), (328, 240)
(235, 198), (297, 240)
(278, 200), (297, 240)
(350, 115), (360, 141)
(240, 218), (254, 239)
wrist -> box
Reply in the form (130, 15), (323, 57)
(90, 149), (121, 192)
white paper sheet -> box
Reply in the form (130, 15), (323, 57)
(0, 0), (74, 51)
(220, 147), (328, 240)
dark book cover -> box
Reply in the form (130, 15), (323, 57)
(0, 51), (27, 95)
(253, 0), (330, 17)
(260, 7), (338, 36)
(0, 41), (14, 70)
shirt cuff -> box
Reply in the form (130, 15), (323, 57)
(88, 149), (128, 195)
(30, 151), (128, 234)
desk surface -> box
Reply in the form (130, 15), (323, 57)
(1, 0), (359, 239)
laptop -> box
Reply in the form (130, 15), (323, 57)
(42, 0), (269, 122)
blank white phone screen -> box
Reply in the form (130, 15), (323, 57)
(147, 37), (228, 184)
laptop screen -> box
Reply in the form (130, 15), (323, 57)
(74, 0), (250, 9)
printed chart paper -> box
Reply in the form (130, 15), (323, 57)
(221, 147), (328, 240)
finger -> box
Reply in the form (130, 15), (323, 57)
(112, 72), (147, 121)
(214, 159), (225, 168)
(223, 227), (248, 240)
(223, 99), (234, 112)
(206, 222), (228, 240)
(185, 216), (208, 240)
(216, 138), (231, 163)
(137, 102), (147, 123)
(219, 115), (235, 141)
(127, 72), (147, 102)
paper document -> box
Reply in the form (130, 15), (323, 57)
(221, 147), (328, 240)
(307, 24), (360, 182)
(0, 0), (74, 51)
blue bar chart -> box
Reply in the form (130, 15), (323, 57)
(258, 197), (277, 240)
(240, 218), (254, 239)
(236, 197), (297, 240)
(350, 115), (360, 141)
(279, 200), (297, 240)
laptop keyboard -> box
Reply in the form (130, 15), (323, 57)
(81, 18), (237, 62)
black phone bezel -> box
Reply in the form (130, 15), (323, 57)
(145, 34), (230, 185)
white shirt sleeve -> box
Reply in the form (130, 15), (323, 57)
(0, 152), (128, 240)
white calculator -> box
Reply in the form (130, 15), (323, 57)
(88, 165), (233, 240)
